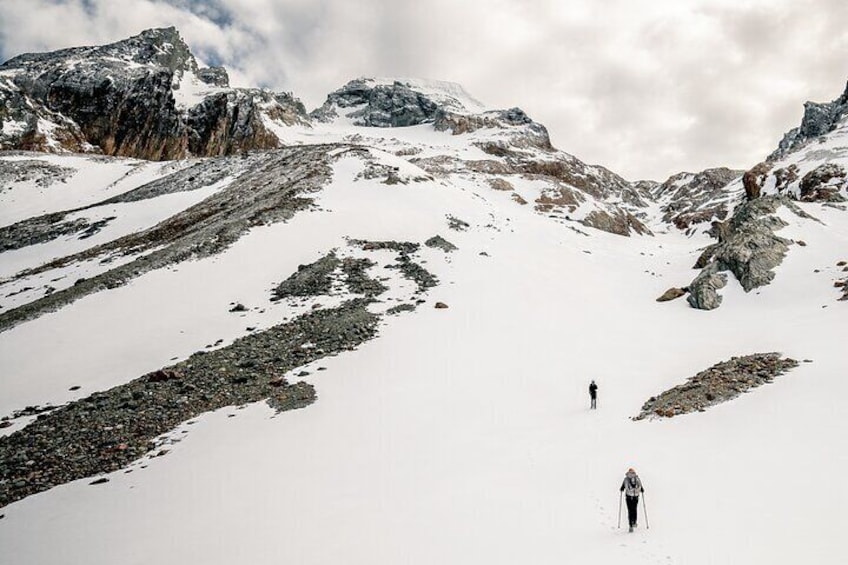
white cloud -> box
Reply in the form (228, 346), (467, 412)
(1, 0), (847, 181)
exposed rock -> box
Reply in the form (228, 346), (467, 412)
(686, 264), (727, 310)
(771, 81), (848, 158)
(686, 196), (796, 310)
(0, 159), (75, 191)
(146, 369), (182, 383)
(649, 168), (742, 230)
(743, 162), (772, 200)
(0, 300), (379, 508)
(0, 146), (334, 334)
(89, 478), (110, 486)
(0, 28), (307, 159)
(272, 253), (341, 300)
(581, 210), (651, 237)
(313, 79), (473, 127)
(229, 303), (247, 312)
(434, 302), (449, 309)
(656, 287), (687, 302)
(435, 107), (552, 150)
(773, 164), (800, 193)
(447, 216), (470, 231)
(344, 239), (439, 293)
(386, 303), (416, 315)
(340, 257), (388, 297)
(488, 178), (514, 191)
(196, 66), (229, 87)
(799, 163), (847, 202)
(425, 235), (458, 252)
(635, 353), (798, 419)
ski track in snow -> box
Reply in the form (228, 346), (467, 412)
(0, 149), (846, 565)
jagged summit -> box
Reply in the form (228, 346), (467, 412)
(312, 77), (486, 127)
(0, 27), (306, 159)
(771, 80), (848, 160)
(2, 27), (198, 75)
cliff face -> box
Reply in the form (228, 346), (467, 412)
(0, 28), (307, 160)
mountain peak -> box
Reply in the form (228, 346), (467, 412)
(771, 80), (848, 159)
(312, 76), (487, 126)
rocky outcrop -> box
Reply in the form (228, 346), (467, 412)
(0, 299), (379, 508)
(272, 253), (341, 299)
(650, 168), (742, 230)
(0, 146), (338, 333)
(656, 287), (687, 302)
(312, 78), (481, 127)
(686, 196), (799, 309)
(435, 107), (553, 150)
(771, 81), (848, 159)
(425, 235), (458, 252)
(799, 163), (847, 202)
(0, 28), (307, 160)
(686, 264), (727, 310)
(635, 353), (799, 419)
(743, 162), (771, 201)
(314, 79), (438, 127)
(581, 209), (651, 237)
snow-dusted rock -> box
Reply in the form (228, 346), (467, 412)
(0, 28), (307, 159)
(650, 167), (742, 230)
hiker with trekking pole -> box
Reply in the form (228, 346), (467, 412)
(618, 467), (648, 533)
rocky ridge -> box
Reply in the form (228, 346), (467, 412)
(648, 168), (743, 231)
(0, 145), (346, 333)
(0, 27), (307, 159)
(1, 28), (695, 238)
(0, 299), (379, 508)
(685, 196), (805, 310)
(635, 353), (799, 419)
(772, 81), (848, 159)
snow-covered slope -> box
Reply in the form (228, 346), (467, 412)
(1, 29), (847, 565)
(0, 145), (845, 565)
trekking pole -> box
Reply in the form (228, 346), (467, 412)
(617, 492), (622, 529)
(642, 493), (650, 529)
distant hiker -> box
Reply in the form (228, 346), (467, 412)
(589, 380), (598, 409)
(620, 468), (644, 532)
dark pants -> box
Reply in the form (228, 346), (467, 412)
(625, 495), (639, 526)
(590, 395), (597, 409)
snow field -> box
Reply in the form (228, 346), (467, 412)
(0, 152), (846, 564)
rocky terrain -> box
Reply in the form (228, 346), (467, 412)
(0, 145), (345, 332)
(0, 27), (306, 159)
(771, 81), (848, 159)
(0, 28), (847, 528)
(0, 299), (378, 507)
(684, 196), (804, 310)
(648, 168), (742, 231)
(635, 353), (800, 419)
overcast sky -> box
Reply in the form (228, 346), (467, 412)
(1, 0), (847, 181)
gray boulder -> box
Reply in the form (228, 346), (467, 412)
(686, 264), (727, 310)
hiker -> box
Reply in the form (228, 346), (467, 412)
(589, 380), (598, 409)
(620, 468), (644, 532)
